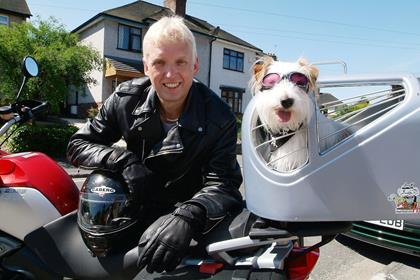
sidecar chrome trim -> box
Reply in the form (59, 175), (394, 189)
(206, 235), (297, 265)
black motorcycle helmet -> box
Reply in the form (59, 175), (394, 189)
(77, 170), (141, 257)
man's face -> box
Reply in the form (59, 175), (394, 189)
(144, 41), (199, 110)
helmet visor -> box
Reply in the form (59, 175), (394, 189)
(77, 192), (136, 234)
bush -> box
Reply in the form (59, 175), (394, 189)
(87, 106), (99, 119)
(4, 123), (78, 158)
(236, 115), (242, 141)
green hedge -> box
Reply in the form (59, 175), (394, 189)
(4, 123), (79, 158)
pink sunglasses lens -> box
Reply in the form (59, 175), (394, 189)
(289, 73), (309, 87)
(262, 73), (281, 88)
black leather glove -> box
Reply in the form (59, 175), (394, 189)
(137, 203), (206, 273)
(121, 161), (151, 201)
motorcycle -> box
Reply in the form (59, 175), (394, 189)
(0, 56), (348, 280)
(7, 55), (415, 279)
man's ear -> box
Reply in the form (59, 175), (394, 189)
(193, 57), (199, 75)
(143, 59), (150, 76)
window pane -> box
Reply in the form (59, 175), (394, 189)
(0, 15), (8, 26)
(224, 49), (230, 55)
(118, 25), (129, 49)
(230, 57), (237, 69)
(237, 58), (243, 72)
(131, 35), (141, 51)
(130, 27), (141, 35)
(223, 55), (230, 68)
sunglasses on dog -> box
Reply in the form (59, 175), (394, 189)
(261, 72), (309, 91)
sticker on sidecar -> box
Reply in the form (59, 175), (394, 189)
(388, 182), (420, 214)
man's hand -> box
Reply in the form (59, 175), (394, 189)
(121, 161), (150, 201)
(137, 204), (206, 273)
(0, 112), (13, 121)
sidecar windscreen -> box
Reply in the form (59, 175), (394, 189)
(251, 83), (406, 174)
(317, 84), (405, 153)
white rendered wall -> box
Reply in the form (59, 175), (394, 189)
(210, 40), (258, 113)
(194, 34), (211, 86)
(77, 21), (106, 104)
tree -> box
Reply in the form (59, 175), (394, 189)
(0, 17), (102, 113)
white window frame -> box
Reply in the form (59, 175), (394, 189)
(0, 15), (9, 26)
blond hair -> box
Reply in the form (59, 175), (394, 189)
(143, 16), (197, 62)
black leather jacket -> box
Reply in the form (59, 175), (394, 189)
(67, 77), (243, 222)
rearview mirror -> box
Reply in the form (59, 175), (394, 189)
(22, 56), (39, 78)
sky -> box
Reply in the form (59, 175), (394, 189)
(25, 0), (420, 78)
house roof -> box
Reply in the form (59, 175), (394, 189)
(0, 0), (31, 17)
(104, 55), (144, 79)
(105, 55), (144, 73)
(318, 92), (341, 106)
(73, 0), (262, 52)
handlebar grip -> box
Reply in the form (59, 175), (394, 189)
(31, 101), (50, 115)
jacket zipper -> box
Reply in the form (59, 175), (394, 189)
(163, 165), (191, 188)
(141, 139), (146, 161)
(142, 144), (185, 188)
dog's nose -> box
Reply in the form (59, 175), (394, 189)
(281, 98), (294, 109)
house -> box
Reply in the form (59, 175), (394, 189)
(317, 92), (342, 116)
(0, 0), (31, 26)
(69, 0), (263, 117)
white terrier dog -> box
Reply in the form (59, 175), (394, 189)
(250, 56), (349, 172)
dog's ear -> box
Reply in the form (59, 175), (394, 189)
(250, 56), (274, 95)
(253, 60), (264, 76)
(298, 58), (319, 91)
(253, 56), (274, 78)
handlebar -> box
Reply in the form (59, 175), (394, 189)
(12, 100), (49, 115)
(0, 100), (50, 137)
(30, 101), (50, 116)
(0, 100), (49, 118)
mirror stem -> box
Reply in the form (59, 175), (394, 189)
(16, 76), (27, 102)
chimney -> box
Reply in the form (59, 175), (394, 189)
(164, 0), (186, 17)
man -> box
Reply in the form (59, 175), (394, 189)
(67, 16), (243, 273)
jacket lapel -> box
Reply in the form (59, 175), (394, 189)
(131, 81), (207, 160)
(178, 81), (206, 136)
(131, 86), (163, 140)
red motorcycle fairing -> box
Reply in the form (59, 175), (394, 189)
(0, 151), (79, 215)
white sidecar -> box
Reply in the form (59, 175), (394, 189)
(242, 73), (420, 221)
